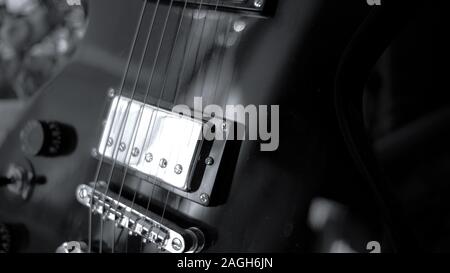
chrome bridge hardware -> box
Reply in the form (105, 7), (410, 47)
(76, 184), (205, 253)
(56, 241), (87, 253)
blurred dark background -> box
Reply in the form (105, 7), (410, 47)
(364, 4), (450, 251)
(309, 2), (449, 253)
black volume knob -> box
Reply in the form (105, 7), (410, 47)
(20, 120), (76, 157)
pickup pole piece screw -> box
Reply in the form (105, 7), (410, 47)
(131, 147), (140, 157)
(119, 142), (126, 152)
(107, 137), (114, 147)
(254, 0), (264, 8)
(174, 164), (183, 175)
(145, 153), (153, 162)
(159, 158), (168, 168)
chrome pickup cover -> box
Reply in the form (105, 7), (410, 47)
(98, 96), (204, 190)
(77, 183), (203, 253)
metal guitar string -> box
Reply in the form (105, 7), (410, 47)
(152, 0), (226, 250)
(135, 0), (212, 252)
(119, 0), (208, 252)
(95, 0), (225, 253)
(141, 0), (227, 253)
(97, 0), (166, 253)
(87, 0), (148, 253)
(110, 0), (190, 253)
(206, 15), (233, 107)
(123, 0), (205, 253)
(139, 0), (223, 252)
(172, 1), (232, 214)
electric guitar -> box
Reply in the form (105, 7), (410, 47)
(0, 0), (375, 253)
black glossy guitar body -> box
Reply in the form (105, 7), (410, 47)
(0, 0), (372, 252)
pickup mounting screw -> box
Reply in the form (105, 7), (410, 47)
(91, 148), (98, 157)
(205, 157), (214, 166)
(200, 193), (210, 204)
(253, 0), (264, 8)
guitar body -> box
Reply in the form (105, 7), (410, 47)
(0, 0), (371, 252)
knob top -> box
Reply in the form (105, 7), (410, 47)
(20, 120), (45, 156)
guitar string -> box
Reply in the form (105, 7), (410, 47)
(123, 0), (203, 253)
(151, 0), (226, 253)
(171, 6), (235, 237)
(206, 16), (233, 109)
(87, 0), (148, 253)
(221, 23), (246, 124)
(101, 0), (224, 253)
(170, 3), (233, 226)
(130, 0), (209, 253)
(98, 0), (182, 254)
(139, 0), (219, 253)
(110, 0), (190, 253)
(115, 0), (197, 253)
(97, 0), (163, 253)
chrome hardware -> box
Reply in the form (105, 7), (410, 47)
(56, 241), (87, 253)
(159, 158), (168, 169)
(205, 157), (214, 166)
(145, 153), (153, 162)
(131, 147), (140, 157)
(254, 0), (264, 8)
(5, 163), (34, 200)
(118, 142), (126, 152)
(76, 184), (204, 253)
(199, 193), (210, 204)
(107, 88), (115, 98)
(174, 164), (183, 175)
(107, 137), (114, 147)
(98, 96), (204, 190)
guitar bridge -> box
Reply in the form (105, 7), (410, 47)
(77, 183), (205, 253)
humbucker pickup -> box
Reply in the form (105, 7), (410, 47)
(77, 183), (205, 253)
(98, 96), (204, 191)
